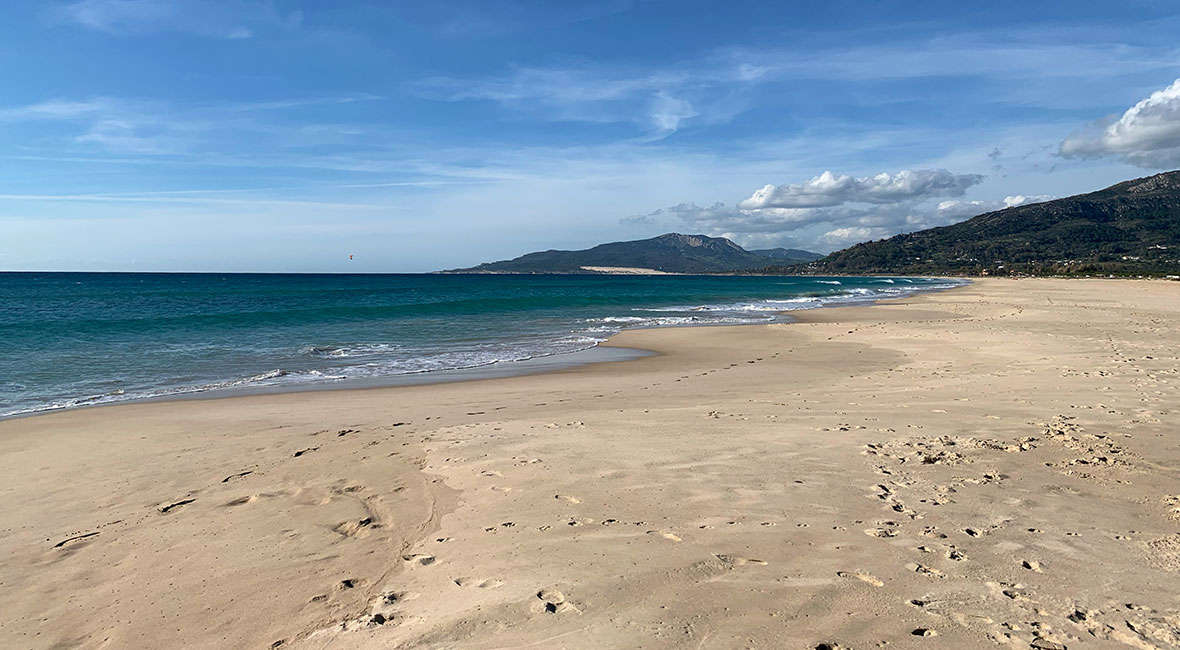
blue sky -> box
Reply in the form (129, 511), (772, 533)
(2, 1), (1180, 272)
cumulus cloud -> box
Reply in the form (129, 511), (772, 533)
(1060, 77), (1180, 168)
(737, 169), (983, 209)
(818, 227), (885, 247)
(657, 199), (940, 252)
(934, 194), (1053, 220)
(636, 168), (1036, 252)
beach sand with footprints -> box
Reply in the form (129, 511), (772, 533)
(2, 278), (1180, 649)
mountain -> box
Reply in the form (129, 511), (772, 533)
(444, 233), (821, 274)
(748, 247), (824, 263)
(784, 170), (1180, 276)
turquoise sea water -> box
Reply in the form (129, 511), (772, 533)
(0, 273), (963, 417)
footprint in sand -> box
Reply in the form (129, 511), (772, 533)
(381, 591), (418, 604)
(906, 563), (944, 578)
(836, 571), (884, 587)
(916, 544), (964, 560)
(454, 577), (504, 588)
(648, 530), (682, 542)
(1022, 559), (1044, 572)
(53, 532), (99, 548)
(555, 495), (581, 504)
(224, 495), (258, 507)
(1162, 495), (1180, 521)
(865, 527), (898, 538)
(1000, 585), (1033, 602)
(402, 554), (436, 566)
(158, 498), (196, 514)
(334, 517), (378, 538)
(536, 589), (579, 614)
(715, 554), (768, 567)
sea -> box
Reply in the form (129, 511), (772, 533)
(0, 273), (964, 418)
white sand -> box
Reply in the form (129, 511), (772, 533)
(2, 278), (1179, 649)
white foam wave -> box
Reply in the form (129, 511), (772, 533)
(636, 297), (820, 313)
(302, 343), (403, 358)
(3, 277), (969, 419)
(589, 316), (648, 323)
(0, 369), (292, 417)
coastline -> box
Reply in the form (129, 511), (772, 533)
(0, 276), (966, 421)
(3, 278), (1179, 649)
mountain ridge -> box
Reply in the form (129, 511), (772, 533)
(442, 233), (821, 274)
(776, 170), (1180, 276)
(444, 170), (1180, 277)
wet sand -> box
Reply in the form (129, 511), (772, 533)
(2, 278), (1179, 649)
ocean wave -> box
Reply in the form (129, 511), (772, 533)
(2, 276), (969, 418)
(0, 370), (292, 418)
(588, 316), (648, 323)
(628, 281), (967, 316)
(302, 343), (403, 358)
(635, 297), (820, 313)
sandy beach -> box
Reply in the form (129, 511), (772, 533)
(2, 277), (1179, 650)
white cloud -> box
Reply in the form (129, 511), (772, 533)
(648, 92), (698, 138)
(60, 0), (297, 39)
(638, 169), (1055, 253)
(0, 99), (110, 121)
(1060, 78), (1180, 168)
(935, 194), (1053, 220)
(0, 94), (381, 157)
(738, 169), (984, 209)
(819, 227), (885, 247)
(1004, 194), (1052, 207)
(413, 34), (1180, 145)
(643, 199), (914, 252)
(415, 65), (722, 139)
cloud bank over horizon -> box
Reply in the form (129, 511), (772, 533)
(626, 170), (1056, 253)
(738, 170), (984, 210)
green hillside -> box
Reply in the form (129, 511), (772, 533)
(787, 170), (1180, 276)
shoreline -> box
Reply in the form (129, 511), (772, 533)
(0, 277), (967, 422)
(4, 277), (1179, 649)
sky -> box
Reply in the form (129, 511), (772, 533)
(2, 1), (1180, 272)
